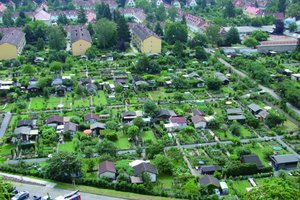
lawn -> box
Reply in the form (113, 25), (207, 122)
(148, 87), (173, 101)
(283, 120), (299, 133)
(239, 126), (254, 138)
(73, 97), (90, 108)
(58, 142), (75, 153)
(215, 129), (234, 140)
(30, 97), (46, 110)
(229, 180), (251, 196)
(141, 130), (156, 142)
(0, 144), (14, 156)
(158, 175), (173, 189)
(112, 132), (131, 149)
(47, 97), (61, 109)
(93, 91), (107, 106)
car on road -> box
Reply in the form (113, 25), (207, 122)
(11, 191), (30, 200)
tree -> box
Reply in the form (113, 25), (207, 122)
(230, 122), (241, 136)
(117, 16), (130, 42)
(250, 30), (268, 41)
(168, 6), (177, 21)
(173, 41), (185, 57)
(207, 77), (222, 90)
(0, 177), (12, 199)
(165, 21), (188, 44)
(173, 76), (188, 89)
(188, 33), (208, 47)
(2, 10), (14, 27)
(45, 152), (82, 181)
(146, 141), (164, 159)
(154, 22), (163, 37)
(48, 26), (66, 50)
(173, 92), (185, 104)
(127, 125), (139, 138)
(265, 111), (286, 128)
(78, 6), (87, 24)
(153, 154), (173, 174)
(224, 0), (235, 18)
(96, 139), (117, 157)
(205, 25), (221, 46)
(155, 4), (167, 21)
(36, 37), (45, 50)
(93, 18), (117, 49)
(289, 22), (297, 32)
(22, 64), (35, 75)
(195, 46), (208, 60)
(50, 61), (62, 73)
(143, 100), (159, 117)
(273, 20), (284, 34)
(286, 3), (300, 18)
(244, 37), (258, 47)
(23, 21), (48, 43)
(135, 54), (161, 74)
(96, 3), (112, 20)
(57, 14), (70, 25)
(278, 0), (286, 13)
(41, 126), (58, 145)
(224, 27), (241, 46)
(16, 11), (27, 27)
(133, 117), (145, 131)
(246, 178), (299, 200)
(105, 121), (118, 130)
(182, 179), (199, 196)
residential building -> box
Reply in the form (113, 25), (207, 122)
(270, 154), (299, 170)
(68, 25), (92, 56)
(156, 109), (177, 120)
(73, 0), (95, 10)
(177, 11), (208, 33)
(244, 6), (263, 17)
(33, 9), (51, 24)
(119, 8), (146, 23)
(90, 122), (105, 135)
(223, 26), (274, 36)
(64, 122), (78, 136)
(125, 0), (136, 7)
(133, 162), (158, 182)
(0, 29), (26, 60)
(198, 175), (220, 188)
(200, 165), (222, 175)
(0, 80), (13, 90)
(13, 126), (39, 142)
(169, 117), (187, 130)
(247, 103), (262, 115)
(186, 0), (197, 7)
(215, 72), (229, 85)
(130, 23), (161, 53)
(257, 35), (298, 53)
(46, 116), (64, 127)
(191, 115), (207, 129)
(220, 182), (229, 195)
(98, 161), (117, 180)
(49, 10), (78, 22)
(226, 108), (246, 122)
(84, 113), (99, 124)
(172, 0), (181, 8)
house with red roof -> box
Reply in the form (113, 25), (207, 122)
(98, 161), (117, 180)
(169, 117), (187, 130)
(244, 6), (263, 17)
(178, 10), (208, 33)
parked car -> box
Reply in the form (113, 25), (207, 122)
(11, 191), (29, 200)
(31, 195), (42, 200)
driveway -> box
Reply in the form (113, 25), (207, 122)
(12, 182), (124, 200)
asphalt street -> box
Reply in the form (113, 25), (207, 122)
(12, 182), (124, 200)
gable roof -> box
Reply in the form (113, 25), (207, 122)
(170, 117), (186, 124)
(200, 165), (222, 173)
(34, 9), (51, 20)
(240, 154), (263, 168)
(131, 23), (160, 41)
(90, 122), (105, 130)
(134, 163), (158, 176)
(122, 111), (136, 117)
(64, 122), (78, 132)
(0, 29), (25, 48)
(270, 154), (299, 164)
(69, 25), (92, 44)
(191, 115), (206, 124)
(14, 126), (31, 135)
(248, 103), (262, 113)
(198, 175), (220, 187)
(226, 108), (243, 115)
(46, 116), (64, 124)
(192, 110), (205, 116)
(98, 161), (116, 174)
(17, 119), (33, 128)
(84, 113), (99, 121)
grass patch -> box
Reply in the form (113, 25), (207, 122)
(141, 130), (156, 142)
(30, 97), (46, 110)
(283, 120), (299, 133)
(229, 180), (251, 196)
(158, 175), (173, 188)
(94, 91), (107, 106)
(112, 132), (131, 149)
(58, 141), (75, 153)
(0, 144), (14, 156)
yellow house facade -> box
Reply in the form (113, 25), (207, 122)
(0, 29), (26, 60)
(71, 39), (92, 56)
(131, 23), (162, 54)
(0, 43), (18, 60)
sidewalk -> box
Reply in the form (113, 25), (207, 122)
(0, 172), (56, 188)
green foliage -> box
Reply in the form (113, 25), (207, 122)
(78, 6), (87, 24)
(143, 100), (159, 117)
(207, 77), (222, 90)
(244, 37), (258, 47)
(188, 33), (208, 47)
(165, 21), (188, 44)
(23, 21), (48, 43)
(265, 111), (286, 128)
(146, 141), (164, 159)
(48, 26), (66, 50)
(250, 30), (268, 41)
(96, 139), (117, 157)
(96, 3), (112, 20)
(46, 152), (82, 182)
(127, 125), (139, 137)
(153, 154), (173, 175)
(195, 46), (209, 60)
(116, 16), (131, 43)
(0, 177), (13, 200)
(135, 54), (161, 74)
(93, 18), (117, 49)
(2, 9), (14, 26)
(205, 25), (221, 46)
(36, 37), (45, 50)
(224, 0), (236, 18)
(224, 27), (241, 46)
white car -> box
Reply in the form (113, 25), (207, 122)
(11, 191), (29, 200)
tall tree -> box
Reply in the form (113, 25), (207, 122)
(93, 18), (117, 48)
(165, 21), (188, 44)
(57, 14), (70, 25)
(96, 3), (112, 20)
(224, 0), (235, 18)
(46, 152), (82, 181)
(224, 27), (241, 46)
(155, 4), (167, 21)
(278, 0), (286, 13)
(77, 6), (87, 24)
(48, 26), (66, 50)
(23, 21), (48, 43)
(205, 25), (221, 46)
(2, 10), (14, 26)
(0, 177), (12, 200)
(117, 16), (130, 42)
(168, 6), (177, 21)
(154, 22), (163, 37)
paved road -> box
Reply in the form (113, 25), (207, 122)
(12, 182), (124, 200)
(277, 138), (300, 159)
(5, 158), (49, 165)
(216, 56), (300, 116)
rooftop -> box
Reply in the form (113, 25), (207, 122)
(131, 23), (159, 41)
